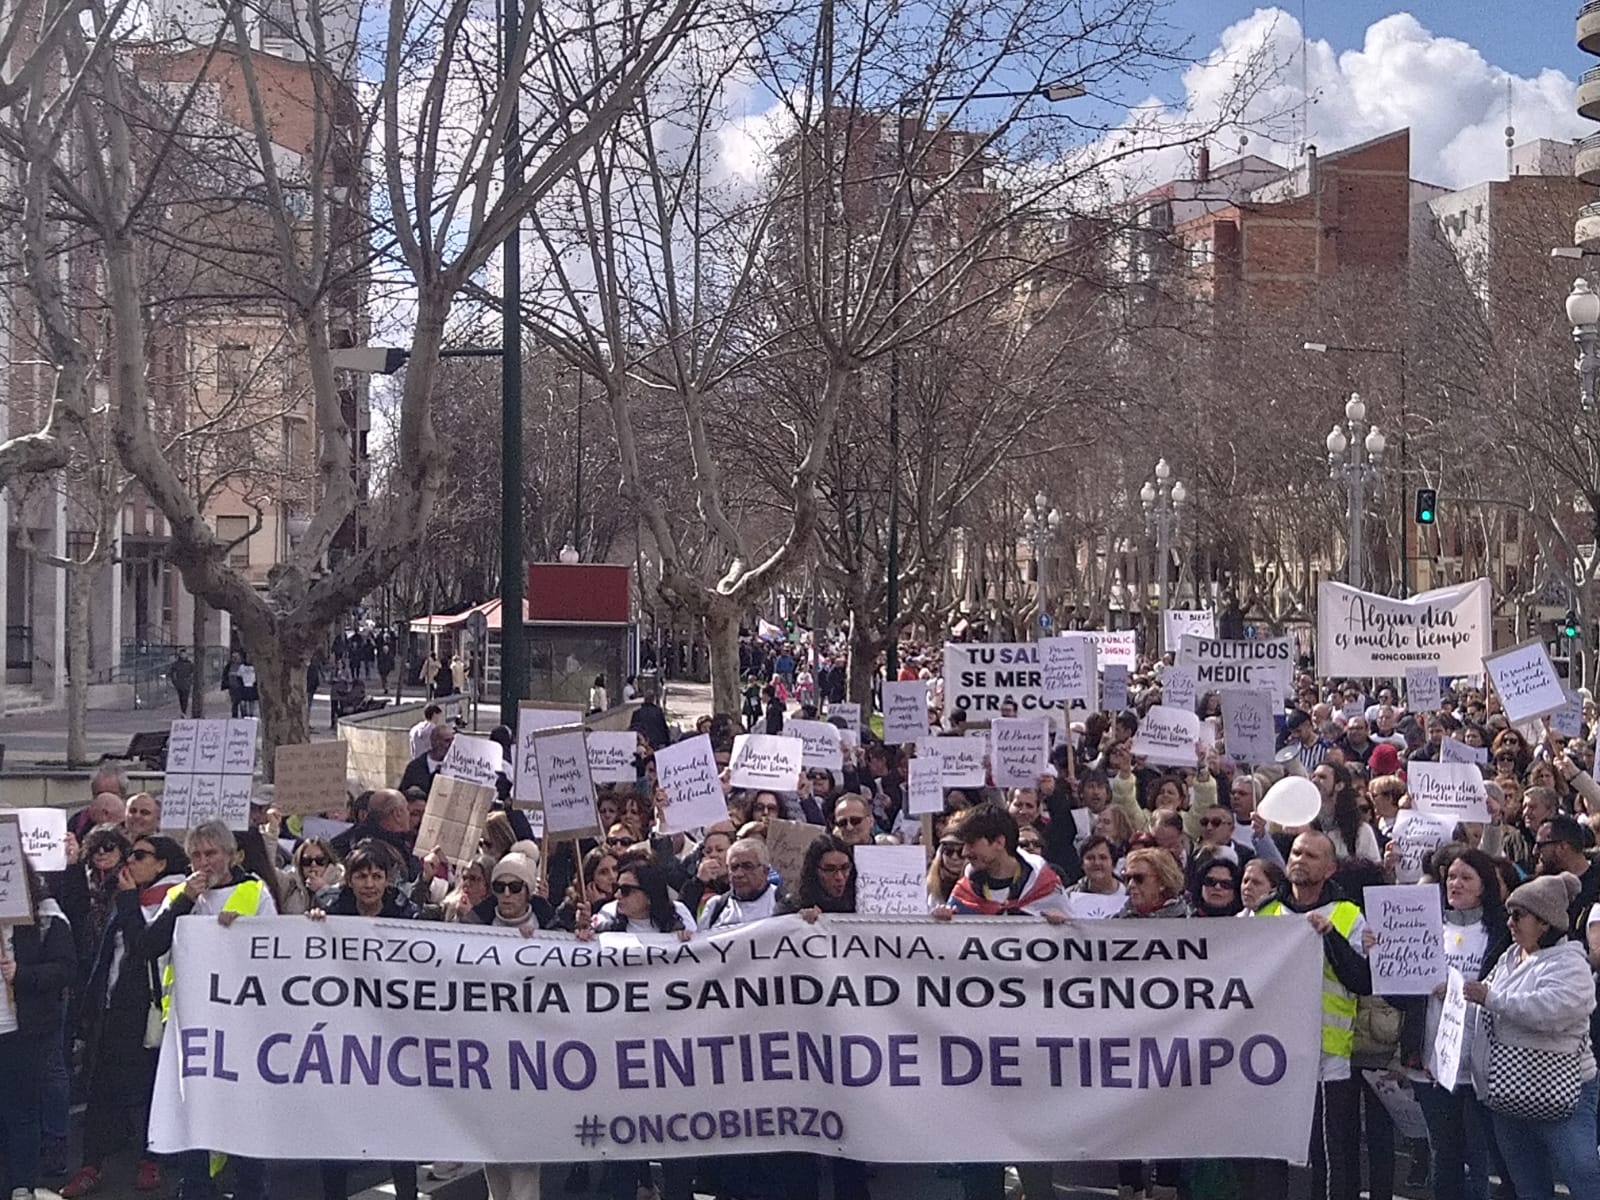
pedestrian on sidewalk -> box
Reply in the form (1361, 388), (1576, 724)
(167, 648), (194, 716)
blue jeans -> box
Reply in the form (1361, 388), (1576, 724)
(1416, 1083), (1491, 1200)
(178, 1149), (270, 1200)
(1489, 1074), (1600, 1200)
(0, 1032), (45, 1193)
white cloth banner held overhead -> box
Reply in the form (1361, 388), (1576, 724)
(989, 718), (1050, 789)
(729, 735), (806, 793)
(149, 915), (1324, 1165)
(1405, 761), (1490, 824)
(942, 644), (1058, 719)
(1162, 610), (1215, 656)
(880, 681), (931, 744)
(1316, 579), (1490, 677)
(1482, 641), (1568, 725)
(1178, 636), (1293, 699)
(1132, 705), (1203, 768)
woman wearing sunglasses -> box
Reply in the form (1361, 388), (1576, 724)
(465, 844), (554, 933)
(588, 857), (694, 941)
(925, 836), (965, 907)
(281, 838), (342, 915)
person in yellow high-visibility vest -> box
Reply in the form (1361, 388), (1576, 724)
(1253, 830), (1372, 1200)
(143, 819), (277, 1200)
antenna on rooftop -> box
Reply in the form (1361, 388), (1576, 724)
(1505, 76), (1516, 178)
(1298, 0), (1310, 155)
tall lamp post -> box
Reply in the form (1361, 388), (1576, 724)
(1022, 491), (1060, 637)
(1325, 393), (1386, 588)
(1140, 459), (1186, 636)
(1567, 277), (1600, 412)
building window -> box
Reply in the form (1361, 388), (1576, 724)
(216, 516), (252, 568)
(217, 344), (253, 390)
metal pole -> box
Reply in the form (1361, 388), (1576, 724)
(573, 372), (583, 551)
(1156, 509), (1169, 643)
(885, 113), (904, 680)
(1398, 352), (1408, 598)
(498, 0), (526, 728)
(1348, 468), (1363, 588)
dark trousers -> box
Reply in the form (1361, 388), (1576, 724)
(321, 1161), (417, 1200)
(1251, 1077), (1362, 1200)
(80, 1017), (158, 1167)
(0, 1031), (46, 1194)
(178, 1149), (269, 1200)
(1417, 1082), (1492, 1200)
(1355, 1069), (1395, 1200)
(175, 685), (191, 715)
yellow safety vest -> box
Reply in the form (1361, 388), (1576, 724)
(1258, 897), (1361, 1059)
(159, 879), (264, 1021)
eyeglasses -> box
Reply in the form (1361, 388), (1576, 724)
(836, 816), (868, 828)
(616, 883), (644, 897)
(299, 855), (330, 868)
(129, 849), (158, 862)
(817, 863), (851, 875)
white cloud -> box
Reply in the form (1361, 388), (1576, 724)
(1105, 8), (1587, 191)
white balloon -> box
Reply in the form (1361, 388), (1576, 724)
(1258, 776), (1322, 828)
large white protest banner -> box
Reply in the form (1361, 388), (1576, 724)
(1162, 610), (1215, 655)
(1317, 579), (1490, 677)
(729, 735), (806, 793)
(943, 644), (1058, 719)
(1178, 636), (1293, 699)
(1131, 705), (1202, 768)
(1482, 640), (1568, 725)
(1218, 690), (1277, 766)
(989, 718), (1049, 788)
(652, 736), (728, 835)
(881, 682), (931, 744)
(1406, 761), (1490, 824)
(1040, 638), (1096, 707)
(1365, 885), (1445, 996)
(151, 916), (1323, 1165)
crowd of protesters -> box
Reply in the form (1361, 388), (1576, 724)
(4, 637), (1600, 1200)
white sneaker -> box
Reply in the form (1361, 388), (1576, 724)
(425, 1163), (465, 1181)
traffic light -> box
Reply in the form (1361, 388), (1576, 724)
(784, 617), (795, 636)
(1563, 610), (1581, 640)
(1414, 488), (1437, 525)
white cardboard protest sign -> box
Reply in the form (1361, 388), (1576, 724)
(1389, 810), (1455, 885)
(1430, 968), (1467, 1091)
(1482, 640), (1568, 725)
(1101, 664), (1130, 712)
(0, 814), (32, 925)
(906, 752), (945, 817)
(15, 808), (68, 872)
(585, 732), (640, 785)
(1550, 690), (1586, 740)
(729, 734), (805, 792)
(881, 681), (931, 744)
(1068, 629), (1137, 670)
(652, 735), (728, 835)
(1219, 689), (1277, 766)
(513, 706), (546, 810)
(440, 734), (504, 789)
(416, 775), (494, 867)
(1041, 638), (1097, 707)
(1178, 635), (1293, 699)
(164, 717), (257, 830)
(1162, 610), (1215, 655)
(989, 717), (1049, 789)
(784, 719), (844, 772)
(942, 643), (1059, 719)
(533, 729), (599, 837)
(828, 703), (862, 737)
(272, 741), (350, 817)
(1363, 1070), (1429, 1141)
(1366, 885), (1446, 996)
(1438, 737), (1488, 767)
(1405, 667), (1440, 714)
(1406, 761), (1490, 824)
(852, 845), (929, 915)
(917, 736), (986, 788)
(1131, 705), (1203, 768)
(1160, 665), (1198, 713)
(1317, 579), (1490, 677)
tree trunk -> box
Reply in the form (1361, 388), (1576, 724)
(247, 630), (309, 777)
(65, 563), (92, 767)
(704, 602), (741, 717)
(191, 595), (209, 718)
(847, 616), (880, 713)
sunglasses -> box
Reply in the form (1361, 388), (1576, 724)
(1126, 873), (1153, 885)
(1200, 817), (1229, 827)
(299, 855), (330, 868)
(1357, 804), (1374, 816)
(1203, 877), (1235, 889)
(1020, 841), (1044, 851)
(836, 816), (868, 827)
(807, 772), (830, 781)
(938, 843), (963, 856)
(616, 883), (643, 897)
(129, 849), (158, 862)
(605, 836), (632, 847)
(491, 880), (526, 895)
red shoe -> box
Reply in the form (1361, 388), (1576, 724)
(135, 1158), (162, 1192)
(60, 1166), (101, 1198)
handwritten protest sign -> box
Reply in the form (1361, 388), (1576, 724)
(828, 703), (862, 737)
(1160, 666), (1198, 713)
(1317, 579), (1490, 677)
(222, 720), (259, 775)
(906, 752), (945, 817)
(729, 734), (805, 792)
(785, 720), (844, 772)
(1366, 885), (1445, 995)
(1101, 664), (1130, 713)
(652, 735), (728, 835)
(514, 707), (547, 809)
(1431, 968), (1467, 1091)
(1363, 1070), (1429, 1140)
(989, 717), (1049, 788)
(164, 717), (257, 829)
(1219, 689), (1277, 765)
(917, 736), (986, 788)
(0, 814), (31, 925)
(1438, 738), (1488, 767)
(1406, 761), (1490, 823)
(1405, 667), (1440, 713)
(272, 741), (350, 816)
(765, 819), (822, 891)
(440, 734), (503, 789)
(1483, 640), (1568, 724)
(193, 719), (228, 774)
(1066, 891), (1127, 919)
(1550, 690), (1586, 740)
(1131, 705), (1203, 768)
(1041, 638), (1096, 707)
(416, 775), (494, 867)
(942, 643), (1057, 718)
(1178, 635), (1293, 698)
(1389, 810), (1455, 885)
(853, 845), (929, 915)
(15, 808), (68, 872)
(533, 729), (599, 836)
(1162, 609), (1215, 655)
(881, 681), (931, 743)
(585, 732), (639, 785)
